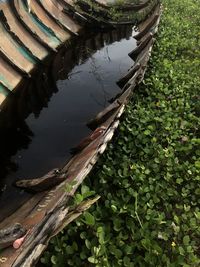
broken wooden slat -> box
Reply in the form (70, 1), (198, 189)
(13, 196), (101, 267)
(117, 63), (140, 88)
(87, 101), (120, 130)
(0, 105), (124, 266)
(15, 169), (65, 193)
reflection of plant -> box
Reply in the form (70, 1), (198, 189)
(41, 0), (200, 266)
(89, 55), (110, 107)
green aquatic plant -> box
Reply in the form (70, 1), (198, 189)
(40, 0), (200, 266)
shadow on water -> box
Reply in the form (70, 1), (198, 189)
(0, 26), (136, 222)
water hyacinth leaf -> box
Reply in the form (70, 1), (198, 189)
(39, 0), (200, 266)
(88, 256), (98, 264)
(84, 212), (95, 226)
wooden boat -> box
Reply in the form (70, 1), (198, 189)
(0, 1), (161, 266)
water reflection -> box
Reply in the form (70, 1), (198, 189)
(0, 26), (136, 221)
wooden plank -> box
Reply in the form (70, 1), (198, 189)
(95, 0), (151, 10)
(0, 82), (10, 105)
(39, 0), (81, 35)
(0, 57), (22, 91)
(13, 0), (61, 51)
(28, 0), (70, 43)
(0, 22), (36, 74)
(134, 4), (160, 39)
(1, 5), (48, 61)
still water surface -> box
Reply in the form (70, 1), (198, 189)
(0, 26), (136, 221)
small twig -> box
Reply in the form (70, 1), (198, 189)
(135, 193), (143, 228)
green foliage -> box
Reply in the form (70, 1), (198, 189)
(40, 0), (200, 266)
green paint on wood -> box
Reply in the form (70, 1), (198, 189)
(21, 0), (60, 46)
(0, 82), (9, 96)
(0, 74), (12, 91)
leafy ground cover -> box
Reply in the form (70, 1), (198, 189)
(40, 0), (200, 266)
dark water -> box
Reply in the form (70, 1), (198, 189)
(0, 26), (136, 222)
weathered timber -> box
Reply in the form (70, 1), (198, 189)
(96, 0), (152, 11)
(0, 105), (124, 266)
(133, 4), (160, 40)
(87, 101), (120, 130)
(117, 63), (141, 88)
(76, 0), (111, 21)
(71, 126), (106, 154)
(15, 169), (65, 193)
(129, 31), (153, 59)
(0, 223), (26, 249)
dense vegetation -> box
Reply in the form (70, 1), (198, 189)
(75, 0), (158, 23)
(41, 0), (200, 266)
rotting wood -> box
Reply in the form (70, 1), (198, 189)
(76, 0), (112, 21)
(129, 31), (153, 59)
(0, 224), (26, 250)
(87, 101), (120, 130)
(0, 106), (123, 266)
(15, 168), (64, 193)
(8, 196), (100, 267)
(133, 4), (160, 40)
(96, 0), (152, 11)
(71, 126), (107, 154)
(117, 63), (141, 88)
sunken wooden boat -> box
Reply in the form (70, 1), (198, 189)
(0, 0), (161, 266)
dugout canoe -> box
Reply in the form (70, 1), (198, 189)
(0, 1), (161, 266)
